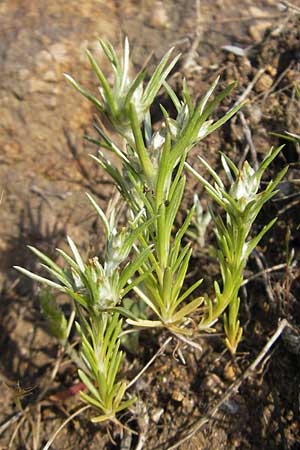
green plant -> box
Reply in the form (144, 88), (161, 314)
(186, 147), (287, 352)
(15, 38), (286, 424)
(69, 42), (242, 335)
(15, 199), (150, 423)
(76, 313), (135, 423)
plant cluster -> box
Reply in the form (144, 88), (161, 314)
(15, 38), (287, 424)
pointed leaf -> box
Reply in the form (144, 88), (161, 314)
(14, 266), (65, 291)
(67, 236), (85, 273)
(64, 74), (104, 112)
(172, 297), (203, 322)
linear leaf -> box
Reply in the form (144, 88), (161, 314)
(14, 266), (65, 291)
(64, 74), (104, 112)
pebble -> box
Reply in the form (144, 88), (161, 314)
(247, 104), (262, 124)
(3, 141), (22, 158)
(182, 396), (195, 413)
(249, 6), (268, 17)
(220, 398), (240, 415)
(223, 363), (236, 381)
(48, 97), (58, 109)
(28, 79), (51, 93)
(255, 73), (273, 93)
(171, 390), (184, 402)
(35, 49), (53, 71)
(249, 22), (272, 42)
(28, 78), (60, 94)
(222, 45), (246, 57)
(50, 42), (68, 63)
(248, 7), (272, 42)
(149, 1), (170, 29)
(151, 407), (164, 423)
(266, 64), (277, 77)
(19, 68), (30, 81)
(43, 70), (58, 82)
(203, 373), (224, 395)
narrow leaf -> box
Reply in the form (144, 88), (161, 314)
(67, 236), (85, 273)
(86, 193), (110, 238)
(14, 266), (65, 291)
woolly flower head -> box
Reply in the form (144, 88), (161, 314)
(229, 161), (260, 210)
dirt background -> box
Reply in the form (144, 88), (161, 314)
(1, 0), (300, 449)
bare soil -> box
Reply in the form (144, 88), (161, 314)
(1, 1), (300, 449)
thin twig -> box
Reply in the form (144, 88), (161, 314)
(253, 250), (275, 303)
(127, 337), (172, 390)
(239, 111), (259, 170)
(242, 263), (287, 286)
(134, 400), (149, 450)
(35, 405), (42, 450)
(280, 0), (300, 14)
(42, 405), (90, 450)
(0, 411), (23, 436)
(261, 63), (293, 104)
(166, 319), (289, 450)
(8, 414), (26, 449)
(278, 197), (300, 215)
(29, 403), (41, 450)
(173, 332), (203, 351)
(273, 190), (300, 202)
(231, 68), (265, 170)
(233, 68), (265, 108)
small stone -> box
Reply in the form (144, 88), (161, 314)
(222, 45), (246, 57)
(203, 373), (224, 395)
(171, 390), (184, 402)
(248, 6), (273, 42)
(255, 73), (273, 93)
(35, 49), (53, 70)
(3, 141), (22, 159)
(19, 68), (30, 81)
(220, 398), (240, 415)
(223, 363), (236, 381)
(48, 97), (57, 109)
(247, 104), (262, 124)
(149, 1), (170, 29)
(28, 79), (48, 93)
(249, 22), (272, 42)
(182, 396), (195, 413)
(266, 64), (277, 77)
(249, 6), (267, 17)
(151, 407), (164, 423)
(49, 43), (68, 63)
(43, 70), (58, 82)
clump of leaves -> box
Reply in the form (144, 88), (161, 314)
(15, 38), (286, 423)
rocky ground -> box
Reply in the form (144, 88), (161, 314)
(1, 1), (300, 449)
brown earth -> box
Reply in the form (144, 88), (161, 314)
(1, 1), (300, 449)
